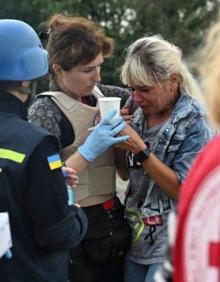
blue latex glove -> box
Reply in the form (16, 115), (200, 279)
(78, 109), (129, 162)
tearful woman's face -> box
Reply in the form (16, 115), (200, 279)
(131, 77), (179, 116)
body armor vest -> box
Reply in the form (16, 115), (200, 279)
(39, 87), (116, 206)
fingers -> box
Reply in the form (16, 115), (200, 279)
(110, 116), (124, 128)
(122, 114), (133, 120)
(67, 170), (78, 179)
(110, 120), (126, 136)
(62, 166), (76, 175)
(120, 108), (134, 122)
(62, 167), (79, 187)
(63, 167), (77, 174)
(120, 108), (130, 116)
(122, 114), (134, 125)
(66, 176), (79, 188)
(112, 135), (129, 144)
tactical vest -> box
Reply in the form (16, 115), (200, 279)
(39, 87), (116, 207)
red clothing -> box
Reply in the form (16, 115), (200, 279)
(174, 134), (220, 282)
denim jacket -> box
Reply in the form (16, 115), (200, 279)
(125, 93), (212, 265)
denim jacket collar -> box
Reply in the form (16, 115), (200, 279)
(171, 92), (205, 123)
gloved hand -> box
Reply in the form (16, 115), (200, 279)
(78, 110), (129, 162)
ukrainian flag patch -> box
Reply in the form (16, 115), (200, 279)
(47, 154), (62, 170)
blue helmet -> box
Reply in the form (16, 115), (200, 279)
(0, 19), (48, 81)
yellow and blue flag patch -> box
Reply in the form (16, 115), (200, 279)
(47, 154), (62, 170)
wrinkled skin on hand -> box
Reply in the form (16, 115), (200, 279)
(116, 124), (146, 154)
(120, 108), (134, 125)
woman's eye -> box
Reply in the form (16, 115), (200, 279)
(83, 69), (92, 73)
(141, 87), (153, 92)
(143, 89), (150, 93)
(131, 87), (152, 93)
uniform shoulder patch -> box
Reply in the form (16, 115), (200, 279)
(47, 153), (62, 170)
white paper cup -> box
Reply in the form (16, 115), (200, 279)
(98, 97), (121, 122)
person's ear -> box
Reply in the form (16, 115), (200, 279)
(21, 81), (31, 88)
(170, 73), (180, 89)
(52, 64), (62, 76)
(170, 73), (178, 82)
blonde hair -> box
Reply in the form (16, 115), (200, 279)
(199, 21), (220, 126)
(121, 35), (202, 100)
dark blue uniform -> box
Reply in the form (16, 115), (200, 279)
(0, 91), (88, 282)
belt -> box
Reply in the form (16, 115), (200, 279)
(102, 198), (115, 211)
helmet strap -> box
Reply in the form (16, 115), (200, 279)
(18, 80), (37, 107)
(17, 80), (37, 96)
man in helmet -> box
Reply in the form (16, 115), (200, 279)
(0, 19), (128, 282)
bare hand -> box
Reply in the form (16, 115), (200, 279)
(62, 167), (79, 188)
(120, 108), (134, 125)
(115, 124), (146, 154)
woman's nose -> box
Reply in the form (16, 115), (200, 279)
(93, 67), (101, 82)
(133, 91), (143, 103)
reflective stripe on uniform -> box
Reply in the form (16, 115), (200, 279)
(0, 148), (26, 163)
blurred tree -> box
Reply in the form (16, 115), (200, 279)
(0, 0), (219, 86)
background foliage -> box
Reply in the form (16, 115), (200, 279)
(0, 0), (220, 87)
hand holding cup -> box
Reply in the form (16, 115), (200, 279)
(115, 124), (146, 154)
